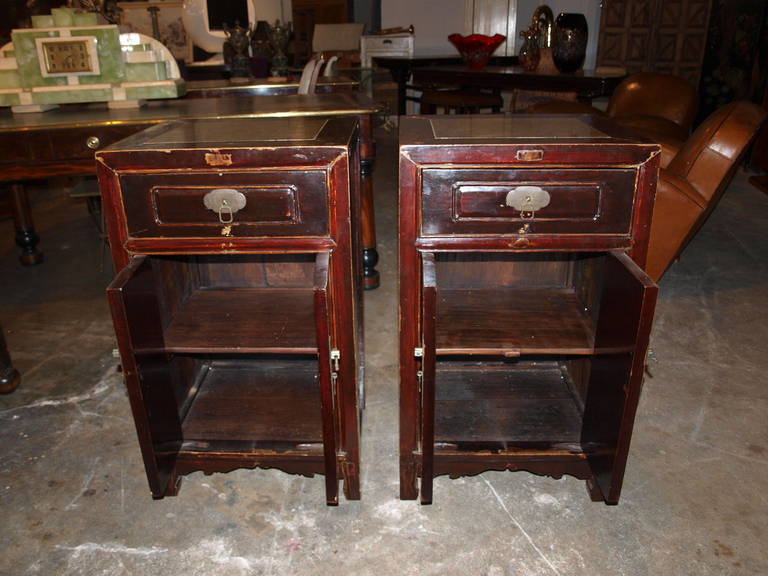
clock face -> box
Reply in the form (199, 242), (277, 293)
(36, 36), (100, 77)
(43, 40), (92, 73)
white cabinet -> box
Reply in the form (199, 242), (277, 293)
(360, 33), (414, 68)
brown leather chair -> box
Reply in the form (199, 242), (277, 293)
(646, 100), (767, 281)
(528, 72), (699, 167)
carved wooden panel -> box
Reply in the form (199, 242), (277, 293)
(597, 0), (712, 86)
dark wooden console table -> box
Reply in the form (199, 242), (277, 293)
(0, 93), (383, 288)
(374, 55), (625, 115)
(373, 55), (518, 115)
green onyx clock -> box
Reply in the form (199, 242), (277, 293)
(0, 6), (185, 113)
(38, 38), (99, 76)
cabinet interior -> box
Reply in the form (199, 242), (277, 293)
(129, 254), (320, 354)
(427, 252), (613, 455)
(432, 252), (605, 355)
(121, 254), (327, 455)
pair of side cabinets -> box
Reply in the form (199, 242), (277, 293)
(98, 115), (660, 506)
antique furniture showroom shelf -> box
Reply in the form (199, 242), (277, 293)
(399, 115), (661, 504)
(97, 117), (363, 504)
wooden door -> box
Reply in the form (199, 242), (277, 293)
(464, 0), (519, 56)
(581, 252), (657, 504)
(597, 0), (711, 86)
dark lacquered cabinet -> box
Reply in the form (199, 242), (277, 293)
(97, 117), (363, 504)
(399, 115), (661, 504)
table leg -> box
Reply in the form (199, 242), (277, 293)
(0, 322), (21, 394)
(359, 115), (380, 290)
(10, 183), (43, 266)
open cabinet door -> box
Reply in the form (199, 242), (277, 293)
(582, 251), (658, 504)
(419, 252), (437, 504)
(107, 256), (183, 498)
(313, 251), (339, 505)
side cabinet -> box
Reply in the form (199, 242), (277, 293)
(399, 115), (661, 504)
(97, 117), (363, 504)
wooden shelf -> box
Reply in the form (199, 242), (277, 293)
(434, 360), (583, 452)
(436, 288), (595, 355)
(179, 358), (323, 453)
(159, 289), (318, 354)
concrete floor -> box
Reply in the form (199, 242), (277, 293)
(1, 125), (767, 575)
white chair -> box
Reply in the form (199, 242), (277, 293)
(322, 55), (339, 77)
(297, 57), (324, 94)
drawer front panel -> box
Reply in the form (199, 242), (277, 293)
(421, 168), (637, 236)
(120, 170), (329, 238)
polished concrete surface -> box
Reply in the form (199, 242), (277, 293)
(1, 126), (767, 575)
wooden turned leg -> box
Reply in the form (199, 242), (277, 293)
(0, 324), (21, 394)
(10, 183), (43, 266)
(586, 477), (604, 502)
(360, 160), (379, 290)
(400, 461), (418, 500)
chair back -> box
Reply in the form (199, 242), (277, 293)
(608, 72), (699, 134)
(667, 100), (766, 203)
(298, 57), (324, 95)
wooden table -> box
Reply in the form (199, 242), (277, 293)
(373, 55), (518, 115)
(0, 93), (383, 288)
(373, 55), (625, 115)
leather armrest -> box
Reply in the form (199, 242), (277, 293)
(646, 171), (707, 281)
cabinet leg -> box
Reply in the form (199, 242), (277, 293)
(155, 471), (182, 498)
(342, 468), (360, 501)
(400, 461), (418, 500)
(10, 183), (43, 266)
(0, 323), (21, 394)
(586, 477), (604, 502)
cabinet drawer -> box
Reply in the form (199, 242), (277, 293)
(362, 35), (413, 52)
(119, 169), (329, 239)
(421, 168), (637, 237)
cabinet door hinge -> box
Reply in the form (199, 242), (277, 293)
(330, 349), (341, 371)
(416, 370), (423, 394)
(414, 347), (424, 358)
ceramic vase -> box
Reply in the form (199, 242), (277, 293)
(552, 13), (588, 73)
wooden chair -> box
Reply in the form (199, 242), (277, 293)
(646, 100), (766, 281)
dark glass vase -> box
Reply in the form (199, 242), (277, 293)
(552, 13), (588, 73)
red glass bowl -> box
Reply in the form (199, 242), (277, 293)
(448, 33), (506, 70)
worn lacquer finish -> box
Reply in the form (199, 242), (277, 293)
(99, 117), (363, 503)
(399, 114), (660, 504)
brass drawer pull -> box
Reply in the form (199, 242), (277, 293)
(516, 149), (544, 161)
(505, 186), (550, 219)
(203, 188), (247, 223)
(86, 136), (100, 149)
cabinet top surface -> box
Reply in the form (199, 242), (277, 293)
(400, 115), (658, 147)
(100, 117), (356, 153)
